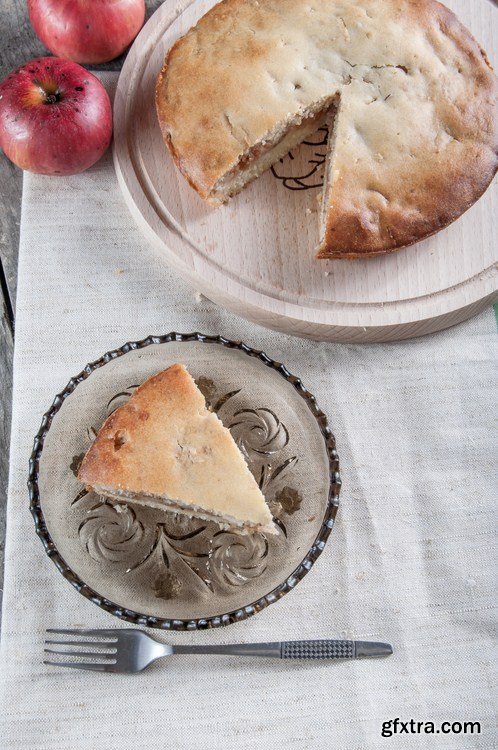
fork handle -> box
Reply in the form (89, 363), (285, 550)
(173, 640), (392, 659)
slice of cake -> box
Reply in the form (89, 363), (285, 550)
(78, 364), (276, 535)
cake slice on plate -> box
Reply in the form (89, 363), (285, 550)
(78, 364), (276, 535)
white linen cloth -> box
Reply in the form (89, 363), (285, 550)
(0, 74), (496, 750)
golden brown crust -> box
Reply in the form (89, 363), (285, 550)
(317, 0), (498, 258)
(78, 364), (274, 532)
(156, 0), (498, 258)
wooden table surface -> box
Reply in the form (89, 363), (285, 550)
(0, 0), (163, 622)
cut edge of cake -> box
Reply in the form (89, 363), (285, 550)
(81, 485), (277, 535)
(209, 92), (340, 205)
(316, 100), (343, 259)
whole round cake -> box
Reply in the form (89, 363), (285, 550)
(156, 0), (498, 259)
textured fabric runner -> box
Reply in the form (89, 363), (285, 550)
(0, 74), (496, 749)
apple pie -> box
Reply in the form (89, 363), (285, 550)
(155, 0), (498, 259)
(78, 364), (276, 535)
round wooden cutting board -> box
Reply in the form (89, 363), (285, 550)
(113, 0), (498, 343)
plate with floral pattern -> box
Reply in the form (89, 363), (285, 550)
(29, 333), (340, 630)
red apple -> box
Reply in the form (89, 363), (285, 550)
(0, 57), (112, 175)
(28, 0), (145, 64)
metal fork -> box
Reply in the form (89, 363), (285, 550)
(44, 628), (393, 673)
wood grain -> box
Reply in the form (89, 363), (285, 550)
(113, 0), (498, 343)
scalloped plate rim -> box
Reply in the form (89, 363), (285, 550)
(28, 332), (341, 631)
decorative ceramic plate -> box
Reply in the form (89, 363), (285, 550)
(29, 334), (340, 630)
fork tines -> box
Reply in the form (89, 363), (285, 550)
(44, 628), (118, 672)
